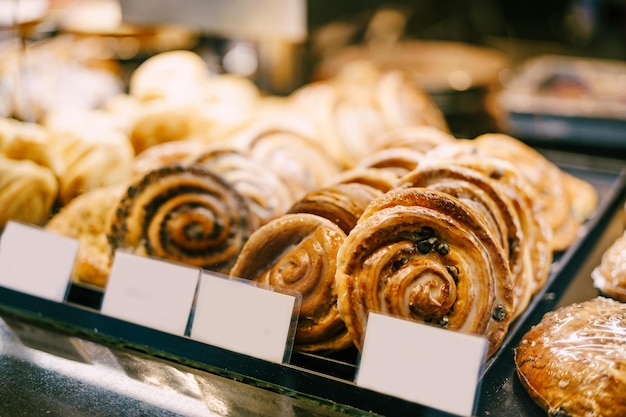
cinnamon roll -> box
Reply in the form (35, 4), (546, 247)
(288, 182), (383, 235)
(335, 188), (514, 356)
(398, 163), (531, 317)
(107, 164), (253, 274)
(231, 125), (341, 199)
(230, 213), (352, 353)
(193, 147), (296, 228)
(515, 296), (626, 417)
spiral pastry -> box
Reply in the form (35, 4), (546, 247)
(108, 164), (253, 274)
(335, 188), (514, 356)
(437, 156), (554, 297)
(231, 126), (341, 199)
(355, 147), (424, 178)
(372, 125), (457, 154)
(288, 182), (383, 235)
(398, 163), (531, 317)
(230, 213), (352, 353)
(193, 147), (296, 228)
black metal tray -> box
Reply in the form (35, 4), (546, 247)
(1, 151), (625, 417)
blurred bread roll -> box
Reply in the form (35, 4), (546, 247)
(46, 185), (126, 287)
(49, 128), (134, 205)
(0, 117), (63, 175)
(0, 155), (58, 229)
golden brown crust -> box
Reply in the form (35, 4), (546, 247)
(398, 163), (530, 318)
(131, 139), (208, 181)
(0, 155), (58, 229)
(335, 188), (514, 356)
(288, 182), (383, 235)
(515, 297), (626, 417)
(193, 147), (296, 228)
(46, 185), (126, 288)
(230, 213), (352, 353)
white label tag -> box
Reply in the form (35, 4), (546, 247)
(356, 312), (487, 417)
(0, 221), (78, 302)
(190, 271), (298, 364)
(101, 251), (200, 336)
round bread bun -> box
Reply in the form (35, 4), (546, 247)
(514, 296), (626, 417)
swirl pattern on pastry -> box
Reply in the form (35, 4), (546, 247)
(288, 182), (383, 235)
(231, 126), (341, 199)
(398, 163), (529, 317)
(108, 164), (253, 273)
(514, 297), (626, 417)
(230, 213), (351, 353)
(335, 188), (514, 356)
(194, 147), (296, 229)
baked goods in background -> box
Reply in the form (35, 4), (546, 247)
(335, 187), (514, 357)
(47, 126), (134, 205)
(193, 147), (296, 228)
(592, 230), (626, 302)
(0, 154), (58, 229)
(45, 185), (125, 288)
(514, 296), (626, 417)
(131, 139), (209, 181)
(288, 61), (449, 168)
(398, 163), (530, 318)
(107, 164), (255, 275)
(0, 35), (123, 122)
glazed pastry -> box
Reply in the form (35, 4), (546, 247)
(0, 155), (58, 229)
(288, 182), (383, 235)
(231, 125), (342, 200)
(107, 164), (254, 274)
(335, 188), (514, 356)
(515, 296), (626, 417)
(230, 213), (352, 353)
(591, 230), (626, 302)
(46, 185), (126, 288)
(193, 147), (296, 228)
(398, 163), (531, 318)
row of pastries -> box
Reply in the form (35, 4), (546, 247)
(1, 43), (625, 416)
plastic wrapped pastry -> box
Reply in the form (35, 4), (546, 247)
(0, 155), (58, 229)
(230, 213), (351, 353)
(335, 188), (514, 356)
(592, 230), (626, 302)
(107, 164), (254, 274)
(46, 185), (125, 287)
(515, 296), (626, 417)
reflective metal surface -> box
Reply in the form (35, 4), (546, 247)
(0, 317), (378, 417)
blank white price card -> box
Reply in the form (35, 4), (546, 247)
(356, 312), (488, 417)
(190, 271), (299, 364)
(101, 251), (200, 335)
(0, 221), (78, 301)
